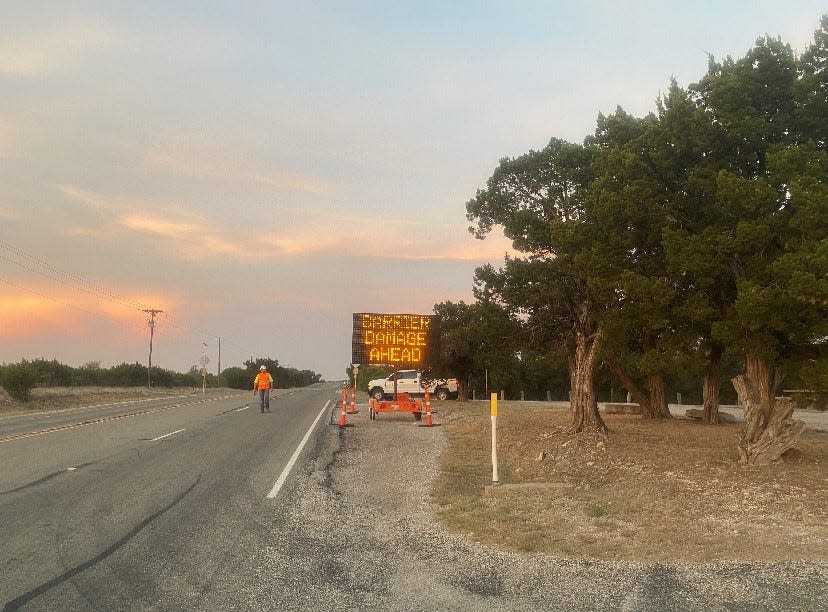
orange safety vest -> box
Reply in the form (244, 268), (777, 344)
(254, 372), (273, 390)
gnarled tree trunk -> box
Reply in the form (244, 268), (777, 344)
(731, 354), (805, 465)
(568, 326), (606, 435)
(702, 344), (722, 424)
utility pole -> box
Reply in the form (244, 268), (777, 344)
(217, 337), (221, 386)
(199, 342), (209, 394)
(143, 308), (163, 387)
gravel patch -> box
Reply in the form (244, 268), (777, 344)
(245, 402), (827, 611)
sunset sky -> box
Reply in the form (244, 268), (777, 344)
(0, 2), (824, 381)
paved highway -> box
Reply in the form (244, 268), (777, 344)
(0, 384), (339, 611)
(3, 387), (825, 611)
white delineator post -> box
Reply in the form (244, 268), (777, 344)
(491, 392), (499, 486)
(349, 364), (359, 414)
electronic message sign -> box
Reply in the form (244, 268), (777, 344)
(351, 313), (440, 367)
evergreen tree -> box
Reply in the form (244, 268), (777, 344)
(689, 30), (828, 463)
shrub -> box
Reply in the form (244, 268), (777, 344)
(2, 363), (38, 401)
(222, 367), (251, 390)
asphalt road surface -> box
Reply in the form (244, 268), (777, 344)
(2, 386), (825, 611)
(0, 384), (336, 611)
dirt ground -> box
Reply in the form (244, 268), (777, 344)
(432, 400), (828, 563)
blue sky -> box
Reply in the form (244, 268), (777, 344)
(0, 2), (824, 380)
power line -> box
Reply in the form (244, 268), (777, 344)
(0, 238), (246, 366)
(0, 239), (149, 311)
(0, 277), (146, 336)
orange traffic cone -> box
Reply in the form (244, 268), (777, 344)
(421, 388), (434, 427)
(339, 387), (348, 427)
(348, 385), (358, 414)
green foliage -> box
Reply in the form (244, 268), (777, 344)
(462, 16), (828, 413)
(798, 16), (828, 145)
(472, 259), (585, 399)
(586, 504), (606, 518)
(1, 362), (37, 401)
(0, 357), (319, 392)
(517, 349), (571, 401)
(220, 358), (322, 390)
(433, 298), (524, 397)
(784, 343), (828, 410)
(221, 367), (250, 390)
(467, 137), (595, 255)
(72, 361), (108, 385)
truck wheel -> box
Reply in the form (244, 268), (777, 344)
(414, 411), (422, 421)
(435, 388), (449, 401)
(370, 387), (385, 401)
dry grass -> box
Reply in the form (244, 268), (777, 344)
(0, 386), (204, 416)
(433, 400), (828, 562)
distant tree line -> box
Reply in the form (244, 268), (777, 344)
(0, 357), (323, 401)
(0, 359), (201, 398)
(445, 17), (827, 465)
(221, 357), (322, 390)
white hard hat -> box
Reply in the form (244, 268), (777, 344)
(260, 365), (266, 370)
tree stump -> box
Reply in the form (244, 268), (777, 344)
(731, 374), (806, 465)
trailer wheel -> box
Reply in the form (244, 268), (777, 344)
(413, 411), (422, 421)
(435, 387), (449, 401)
(370, 387), (385, 401)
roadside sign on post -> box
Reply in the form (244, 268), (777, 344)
(349, 364), (360, 414)
(199, 344), (209, 394)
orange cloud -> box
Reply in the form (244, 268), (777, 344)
(0, 284), (181, 342)
(57, 183), (513, 264)
(0, 295), (63, 338)
(252, 219), (515, 262)
(386, 234), (516, 262)
(58, 184), (120, 214)
(121, 214), (198, 237)
(0, 205), (21, 221)
(119, 211), (340, 260)
(120, 212), (260, 260)
(262, 234), (339, 257)
(297, 223), (514, 262)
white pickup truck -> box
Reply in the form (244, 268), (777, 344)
(368, 370), (458, 401)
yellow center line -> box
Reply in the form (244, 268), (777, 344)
(0, 394), (238, 444)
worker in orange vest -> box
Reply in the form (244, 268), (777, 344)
(253, 365), (274, 413)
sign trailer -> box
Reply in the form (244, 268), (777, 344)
(351, 313), (440, 424)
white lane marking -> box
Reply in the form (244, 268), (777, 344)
(267, 400), (331, 499)
(151, 428), (187, 442)
(67, 467), (76, 471)
(237, 406), (249, 412)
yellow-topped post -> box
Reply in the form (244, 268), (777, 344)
(491, 392), (499, 485)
